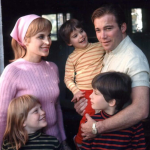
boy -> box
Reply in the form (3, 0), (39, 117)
(81, 72), (146, 150)
(59, 19), (105, 148)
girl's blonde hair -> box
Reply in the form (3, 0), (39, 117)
(11, 17), (52, 62)
(3, 95), (40, 150)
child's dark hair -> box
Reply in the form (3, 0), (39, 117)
(92, 72), (132, 111)
(59, 19), (83, 44)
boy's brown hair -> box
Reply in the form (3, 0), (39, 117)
(92, 72), (132, 112)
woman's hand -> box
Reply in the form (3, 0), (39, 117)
(74, 97), (87, 116)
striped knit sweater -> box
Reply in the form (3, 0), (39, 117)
(2, 130), (61, 150)
(81, 111), (146, 150)
(0, 59), (66, 149)
(64, 42), (105, 94)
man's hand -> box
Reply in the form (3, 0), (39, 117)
(71, 91), (85, 102)
(74, 98), (87, 116)
(81, 113), (97, 140)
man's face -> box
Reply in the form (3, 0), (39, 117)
(94, 14), (126, 52)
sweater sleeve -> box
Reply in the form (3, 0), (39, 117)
(127, 56), (149, 88)
(0, 65), (20, 148)
(53, 64), (66, 142)
(64, 56), (80, 95)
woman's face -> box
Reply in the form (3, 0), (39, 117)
(24, 30), (52, 62)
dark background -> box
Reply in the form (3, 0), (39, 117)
(1, 0), (150, 149)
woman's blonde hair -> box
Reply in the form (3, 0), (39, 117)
(3, 95), (40, 150)
(11, 17), (52, 62)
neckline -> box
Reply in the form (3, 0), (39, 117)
(17, 58), (44, 65)
(75, 43), (91, 51)
(28, 130), (41, 140)
(107, 35), (129, 55)
(100, 110), (113, 119)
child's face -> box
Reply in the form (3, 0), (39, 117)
(23, 103), (47, 134)
(90, 89), (110, 112)
(68, 28), (88, 49)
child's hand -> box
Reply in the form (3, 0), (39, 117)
(71, 91), (85, 102)
(74, 98), (87, 116)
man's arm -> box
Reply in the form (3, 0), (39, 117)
(81, 86), (149, 139)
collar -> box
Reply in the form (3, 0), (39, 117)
(75, 43), (91, 51)
(106, 35), (131, 55)
(28, 130), (41, 141)
(100, 110), (113, 119)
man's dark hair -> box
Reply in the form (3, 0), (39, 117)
(92, 72), (131, 111)
(91, 4), (127, 28)
(59, 19), (83, 44)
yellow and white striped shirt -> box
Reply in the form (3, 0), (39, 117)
(64, 42), (105, 94)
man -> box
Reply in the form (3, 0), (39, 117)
(74, 4), (149, 140)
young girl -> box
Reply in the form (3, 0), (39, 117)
(2, 95), (61, 150)
(0, 14), (70, 149)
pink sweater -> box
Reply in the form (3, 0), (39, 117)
(0, 58), (66, 147)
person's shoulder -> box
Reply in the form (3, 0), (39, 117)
(91, 42), (102, 46)
(4, 58), (31, 69)
(121, 37), (148, 66)
(2, 139), (8, 147)
(125, 37), (146, 58)
(1, 60), (23, 76)
(90, 42), (105, 52)
(2, 139), (15, 150)
(45, 61), (58, 71)
(45, 61), (57, 67)
(90, 42), (102, 47)
(4, 60), (20, 69)
(67, 50), (76, 58)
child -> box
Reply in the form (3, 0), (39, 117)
(59, 19), (105, 148)
(81, 72), (146, 150)
(2, 95), (61, 150)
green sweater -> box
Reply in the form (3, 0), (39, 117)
(2, 130), (61, 150)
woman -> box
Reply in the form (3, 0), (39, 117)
(0, 14), (70, 149)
